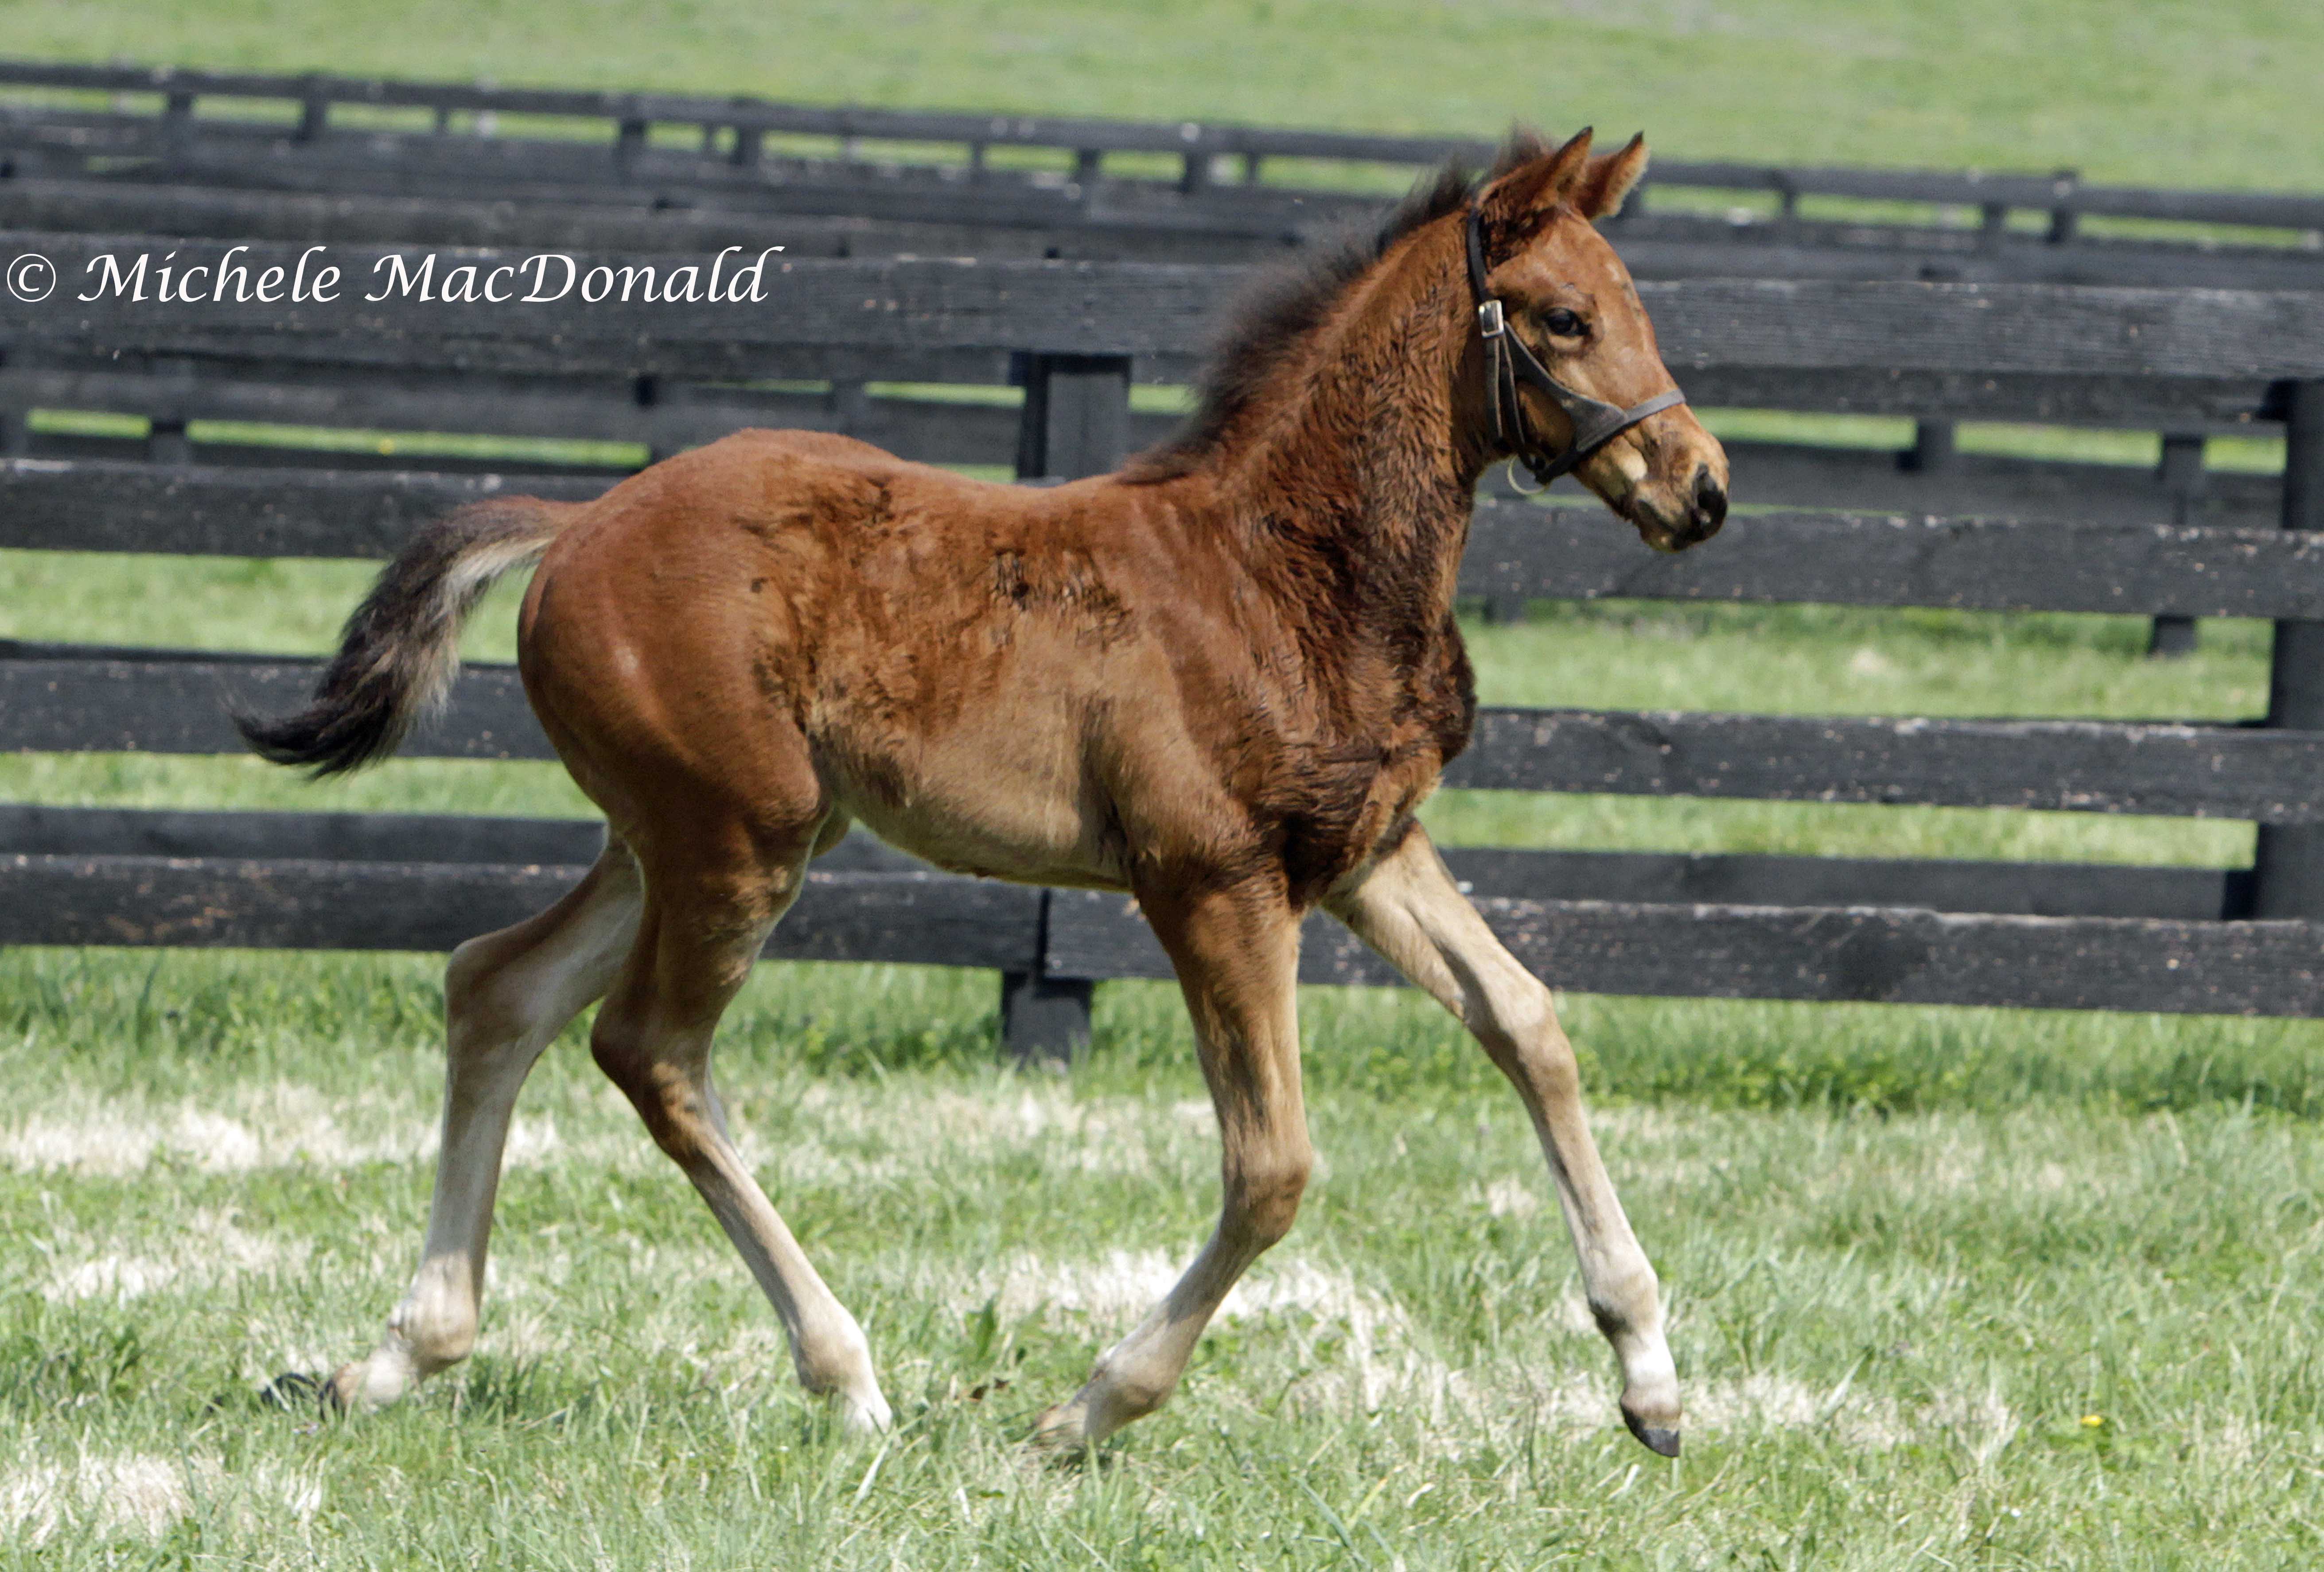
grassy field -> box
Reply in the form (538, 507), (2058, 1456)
(6, 952), (2324, 1568)
(7, 1), (2324, 1566)
(1, 0), (2320, 190)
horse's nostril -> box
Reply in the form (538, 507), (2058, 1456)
(1692, 466), (1728, 529)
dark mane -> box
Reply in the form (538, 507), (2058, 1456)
(1122, 128), (1552, 482)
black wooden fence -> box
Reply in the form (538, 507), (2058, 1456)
(0, 59), (2316, 289)
(0, 56), (2305, 631)
(3, 230), (2322, 1050)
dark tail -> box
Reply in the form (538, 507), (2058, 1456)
(234, 496), (583, 776)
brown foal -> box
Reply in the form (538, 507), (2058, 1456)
(242, 127), (1728, 1456)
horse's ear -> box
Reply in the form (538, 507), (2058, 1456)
(1477, 126), (1596, 241)
(1573, 133), (1650, 221)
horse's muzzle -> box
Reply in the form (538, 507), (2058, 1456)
(1634, 464), (1728, 553)
(1682, 465), (1728, 541)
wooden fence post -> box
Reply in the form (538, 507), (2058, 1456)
(614, 118), (648, 175)
(1001, 352), (1132, 1064)
(1014, 353), (1130, 490)
(160, 90), (196, 158)
(147, 358), (194, 465)
(1904, 418), (1954, 474)
(827, 379), (870, 439)
(2251, 382), (2324, 918)
(2046, 170), (2081, 245)
(2148, 432), (2206, 656)
(631, 374), (669, 465)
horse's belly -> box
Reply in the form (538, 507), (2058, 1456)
(822, 726), (1127, 891)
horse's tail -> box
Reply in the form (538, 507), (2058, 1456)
(234, 496), (585, 776)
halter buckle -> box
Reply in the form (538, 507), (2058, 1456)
(1475, 299), (1506, 339)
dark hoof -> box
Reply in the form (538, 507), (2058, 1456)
(1623, 1407), (1682, 1457)
(258, 1371), (323, 1413)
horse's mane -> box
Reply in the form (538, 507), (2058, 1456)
(1121, 128), (1552, 483)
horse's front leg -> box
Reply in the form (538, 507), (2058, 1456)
(1326, 826), (1682, 1455)
(1032, 877), (1311, 1451)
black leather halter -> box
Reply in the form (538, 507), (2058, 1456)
(1464, 205), (1688, 490)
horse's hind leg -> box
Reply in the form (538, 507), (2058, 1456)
(327, 838), (643, 1411)
(589, 828), (891, 1432)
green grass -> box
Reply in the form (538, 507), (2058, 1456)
(1, 0), (2320, 192)
(6, 949), (2324, 1568)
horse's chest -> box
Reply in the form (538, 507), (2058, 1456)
(1255, 681), (1473, 900)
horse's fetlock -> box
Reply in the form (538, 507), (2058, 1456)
(389, 1301), (479, 1371)
(1589, 1266), (1662, 1338)
(792, 1324), (876, 1395)
(1093, 1362), (1176, 1423)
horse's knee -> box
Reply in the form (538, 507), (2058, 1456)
(1227, 1141), (1313, 1251)
(1476, 982), (1579, 1098)
(589, 1012), (663, 1119)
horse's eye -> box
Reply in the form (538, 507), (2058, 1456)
(1542, 308), (1585, 338)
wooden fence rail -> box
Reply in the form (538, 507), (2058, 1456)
(4, 464), (2313, 611)
(0, 359), (2288, 541)
(4, 237), (2320, 382)
(0, 163), (2317, 290)
(10, 643), (2324, 822)
(0, 233), (2299, 640)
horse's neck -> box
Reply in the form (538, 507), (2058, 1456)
(1214, 253), (1483, 642)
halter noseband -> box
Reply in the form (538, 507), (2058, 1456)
(1464, 205), (1688, 490)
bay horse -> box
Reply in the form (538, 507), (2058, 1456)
(240, 126), (1728, 1456)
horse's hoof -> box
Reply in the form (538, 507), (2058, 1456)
(319, 1363), (367, 1416)
(1622, 1405), (1682, 1457)
(1027, 1401), (1093, 1459)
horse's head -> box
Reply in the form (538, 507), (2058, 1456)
(1465, 129), (1728, 552)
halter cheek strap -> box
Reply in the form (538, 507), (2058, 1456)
(1465, 205), (1688, 487)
